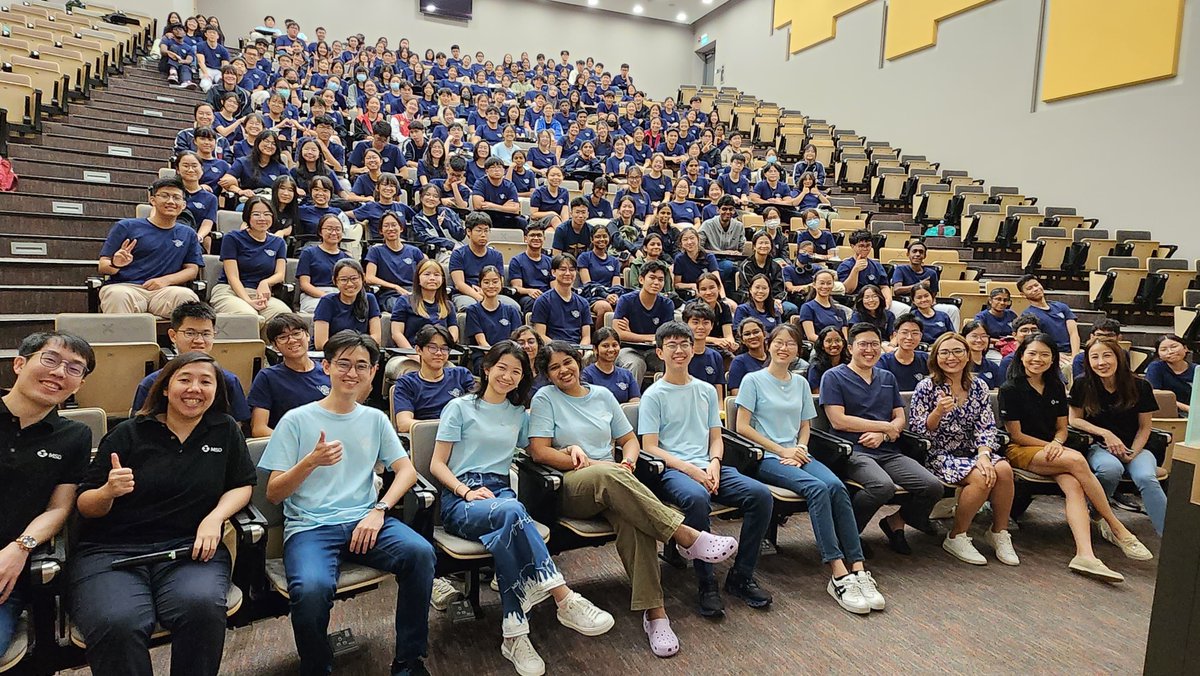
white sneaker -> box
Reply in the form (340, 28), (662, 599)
(986, 530), (1020, 566)
(430, 577), (463, 611)
(855, 570), (886, 611)
(1096, 518), (1153, 560)
(555, 592), (614, 636)
(943, 533), (987, 565)
(827, 575), (870, 615)
(501, 635), (545, 676)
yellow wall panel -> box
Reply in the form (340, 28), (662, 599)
(773, 0), (877, 55)
(884, 0), (995, 60)
(1041, 0), (1184, 101)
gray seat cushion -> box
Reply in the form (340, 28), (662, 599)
(434, 521), (551, 560)
(558, 517), (616, 537)
(265, 560), (390, 597)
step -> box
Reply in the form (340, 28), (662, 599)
(1123, 324), (1175, 348)
(0, 315), (56, 346)
(6, 143), (170, 173)
(74, 100), (193, 126)
(22, 135), (172, 164)
(0, 258), (97, 286)
(88, 91), (200, 118)
(66, 113), (180, 137)
(105, 83), (207, 108)
(44, 121), (177, 145)
(7, 158), (159, 184)
(0, 193), (137, 220)
(0, 285), (90, 314)
(0, 233), (106, 259)
(0, 212), (122, 238)
(18, 176), (148, 202)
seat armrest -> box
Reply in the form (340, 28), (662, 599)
(1147, 428), (1172, 467)
(189, 278), (208, 301)
(86, 275), (104, 313)
(230, 505), (268, 546)
(29, 535), (68, 586)
(935, 296), (963, 308)
(515, 453), (564, 525)
(721, 428), (765, 475)
(1065, 428), (1092, 452)
(897, 430), (931, 464)
(808, 428), (852, 468)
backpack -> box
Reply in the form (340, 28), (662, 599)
(0, 156), (17, 192)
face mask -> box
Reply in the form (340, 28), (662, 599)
(806, 218), (821, 230)
(276, 88), (290, 98)
(356, 73), (367, 83)
(325, 82), (340, 92)
(766, 156), (776, 164)
(390, 82), (400, 90)
(765, 219), (781, 229)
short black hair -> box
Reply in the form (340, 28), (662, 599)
(192, 126), (217, 140)
(849, 229), (873, 246)
(414, 323), (456, 349)
(149, 176), (186, 196)
(1092, 318), (1123, 334)
(551, 253), (577, 270)
(569, 196), (589, 210)
(448, 155), (468, 172)
(681, 301), (716, 324)
(639, 259), (669, 279)
(264, 313), (309, 343)
(484, 156), (506, 169)
(654, 320), (693, 348)
(717, 195), (737, 209)
(18, 331), (95, 374)
(894, 313), (924, 333)
(847, 322), (882, 343)
(323, 329), (381, 363)
(465, 211), (492, 230)
(170, 301), (216, 330)
(312, 114), (335, 127)
(1011, 315), (1042, 332)
(1016, 274), (1039, 292)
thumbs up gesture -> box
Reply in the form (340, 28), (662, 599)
(104, 453), (136, 498)
(305, 430), (344, 469)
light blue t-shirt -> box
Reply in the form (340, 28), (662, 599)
(735, 369), (817, 458)
(529, 385), (633, 461)
(639, 377), (720, 469)
(258, 402), (406, 541)
(437, 395), (529, 478)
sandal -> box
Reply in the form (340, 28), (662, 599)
(643, 612), (679, 658)
(677, 531), (738, 564)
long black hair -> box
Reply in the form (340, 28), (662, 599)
(809, 325), (848, 373)
(248, 129), (281, 182)
(332, 259), (369, 323)
(853, 284), (890, 334)
(270, 175), (299, 229)
(1005, 332), (1065, 395)
(477, 340), (532, 408)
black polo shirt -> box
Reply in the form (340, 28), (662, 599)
(77, 411), (257, 546)
(0, 397), (91, 545)
(1068, 377), (1158, 448)
(997, 378), (1069, 443)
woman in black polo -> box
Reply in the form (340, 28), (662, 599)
(71, 352), (256, 676)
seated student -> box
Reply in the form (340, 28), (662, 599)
(364, 213), (426, 313)
(605, 136), (635, 178)
(738, 231), (793, 316)
(758, 208), (791, 265)
(532, 254), (593, 346)
(472, 157), (526, 231)
(388, 258), (458, 354)
(645, 204), (682, 261)
(735, 323), (886, 613)
(614, 166), (653, 222)
(1018, 274), (1080, 366)
(716, 154), (752, 204)
(793, 171), (831, 211)
(612, 260), (675, 382)
(640, 320), (774, 616)
(821, 323), (943, 552)
(248, 315), (331, 438)
(220, 130), (290, 198)
(974, 287), (1017, 353)
(292, 143), (346, 208)
(910, 333), (1016, 566)
(694, 273), (739, 353)
(877, 314), (929, 393)
(562, 141), (604, 183)
(552, 199), (594, 258)
(507, 149), (538, 198)
(211, 196), (291, 323)
(794, 209), (838, 263)
(1069, 337), (1167, 536)
(850, 285), (895, 347)
(175, 151), (218, 251)
(97, 177), (203, 318)
(674, 227), (722, 300)
(697, 196), (745, 287)
(411, 183), (466, 263)
(526, 129), (561, 176)
(1146, 334), (1194, 415)
(175, 105), (232, 159)
(313, 260), (382, 350)
(681, 302), (727, 402)
(131, 301), (251, 422)
(837, 231), (902, 317)
(735, 274), (783, 335)
(584, 327), (642, 404)
(998, 316), (1045, 380)
(73, 352), (255, 676)
(727, 317), (768, 396)
(0, 333), (94, 659)
(161, 22), (198, 89)
(350, 148), (389, 201)
(431, 343), (614, 675)
(296, 215), (351, 313)
(432, 155), (473, 212)
(999, 333), (1151, 582)
(805, 326), (848, 393)
(270, 175), (301, 239)
(351, 174), (417, 241)
(961, 320), (1004, 389)
(296, 177), (350, 240)
(507, 224), (554, 314)
(194, 127), (232, 192)
(792, 144), (827, 186)
(576, 227), (624, 330)
(798, 269), (848, 343)
(783, 241), (819, 307)
(666, 178), (702, 227)
(605, 196), (645, 257)
(418, 138), (449, 187)
(392, 324), (476, 435)
(749, 163), (800, 221)
(348, 126), (404, 177)
(891, 241), (960, 329)
(466, 266), (524, 348)
(583, 178), (614, 221)
(529, 342), (736, 657)
(530, 166), (572, 229)
(449, 212), (519, 312)
(1071, 319), (1121, 380)
(259, 332), (436, 676)
(910, 286), (954, 346)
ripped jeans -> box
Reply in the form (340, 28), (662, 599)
(441, 472), (564, 637)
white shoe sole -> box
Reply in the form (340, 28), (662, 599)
(501, 645), (545, 676)
(943, 540), (987, 565)
(1068, 561), (1124, 583)
(827, 583), (870, 615)
(557, 611), (615, 637)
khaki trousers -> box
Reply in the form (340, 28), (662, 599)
(98, 283), (198, 318)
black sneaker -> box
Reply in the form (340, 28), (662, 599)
(879, 518), (912, 555)
(392, 658), (431, 676)
(724, 571), (773, 609)
(697, 579), (725, 617)
(861, 539), (875, 560)
(1112, 494), (1145, 513)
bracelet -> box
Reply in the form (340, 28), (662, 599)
(456, 484), (468, 498)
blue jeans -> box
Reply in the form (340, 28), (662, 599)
(0, 586), (24, 657)
(716, 258), (737, 293)
(170, 62), (193, 84)
(656, 466), (772, 582)
(756, 457), (863, 565)
(781, 300), (799, 320)
(283, 517), (435, 675)
(441, 473), (564, 637)
(1087, 444), (1167, 535)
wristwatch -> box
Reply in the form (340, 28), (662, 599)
(373, 501), (391, 512)
(15, 535), (38, 552)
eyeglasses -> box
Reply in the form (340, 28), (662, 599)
(938, 348), (968, 358)
(422, 344), (450, 354)
(661, 341), (692, 352)
(154, 193), (185, 203)
(331, 359), (372, 374)
(276, 330), (307, 343)
(853, 341), (882, 350)
(773, 341), (799, 350)
(179, 329), (216, 341)
(335, 276), (362, 284)
(33, 351), (88, 378)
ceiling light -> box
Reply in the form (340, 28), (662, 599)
(587, 0), (598, 5)
(632, 4), (644, 14)
(703, 0), (713, 5)
(676, 11), (688, 21)
(425, 4), (437, 11)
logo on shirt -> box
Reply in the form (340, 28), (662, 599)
(652, 318), (660, 325)
(571, 310), (581, 318)
(1057, 312), (1065, 319)
(450, 387), (463, 397)
(500, 318), (510, 326)
(540, 269), (549, 276)
(499, 193), (507, 200)
(36, 449), (62, 460)
(1050, 399), (1060, 405)
(705, 366), (715, 375)
(617, 382), (628, 390)
(319, 385), (331, 395)
(605, 264), (615, 272)
(210, 166), (221, 173)
(266, 249), (277, 257)
(173, 239), (184, 247)
(403, 257), (414, 264)
(934, 321), (944, 328)
(201, 444), (224, 453)
(192, 201), (204, 209)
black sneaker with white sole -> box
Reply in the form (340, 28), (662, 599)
(724, 571), (773, 609)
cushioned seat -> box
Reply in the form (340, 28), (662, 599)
(69, 585), (243, 648)
(767, 485), (806, 502)
(0, 616), (27, 673)
(844, 480), (909, 495)
(1013, 468), (1057, 484)
(558, 517), (617, 538)
(265, 560), (390, 598)
(434, 522), (551, 560)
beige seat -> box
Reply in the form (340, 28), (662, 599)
(55, 313), (160, 417)
(60, 407), (107, 456)
(210, 340), (266, 397)
(1021, 227), (1071, 276)
(1149, 258), (1194, 307)
(1088, 256), (1145, 306)
(0, 71), (40, 134)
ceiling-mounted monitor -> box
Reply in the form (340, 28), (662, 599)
(420, 0), (473, 20)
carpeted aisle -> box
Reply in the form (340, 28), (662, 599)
(63, 496), (1157, 675)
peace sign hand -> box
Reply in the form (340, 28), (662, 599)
(112, 239), (137, 268)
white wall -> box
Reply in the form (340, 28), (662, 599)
(693, 0), (1200, 258)
(194, 0), (694, 98)
(113, 0), (195, 26)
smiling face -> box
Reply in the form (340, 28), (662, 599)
(913, 287), (934, 311)
(934, 336), (968, 376)
(814, 272), (834, 298)
(486, 353), (525, 396)
(324, 346), (376, 396)
(1087, 342), (1119, 379)
(893, 321), (922, 352)
(546, 350), (581, 391)
(165, 361), (219, 420)
(1019, 278), (1045, 302)
(964, 326), (990, 355)
(698, 277), (720, 304)
(741, 322), (765, 352)
(989, 292), (1012, 313)
(150, 186), (186, 220)
(749, 277), (770, 304)
(176, 154), (202, 184)
(335, 265), (363, 299)
(1020, 339), (1054, 378)
(12, 339), (88, 407)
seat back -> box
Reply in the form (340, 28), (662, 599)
(216, 314), (262, 341)
(210, 340), (266, 397)
(409, 419), (441, 484)
(55, 313), (156, 343)
(246, 437), (287, 558)
(621, 402), (639, 434)
(74, 343), (161, 417)
(60, 407), (107, 453)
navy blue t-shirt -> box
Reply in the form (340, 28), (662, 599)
(974, 309), (1017, 339)
(577, 251), (620, 286)
(613, 291), (675, 336)
(392, 366), (475, 421)
(531, 290), (591, 342)
(877, 351), (929, 392)
(836, 257), (889, 291)
(297, 204), (344, 237)
(642, 173), (670, 202)
(391, 295), (457, 346)
(972, 358), (1004, 390)
(727, 353), (767, 392)
(552, 222), (593, 258)
(364, 243), (424, 289)
(348, 140), (403, 173)
(818, 365), (904, 449)
(313, 292), (381, 336)
(673, 251), (718, 284)
(218, 229), (286, 286)
(688, 348), (726, 388)
(1022, 302), (1077, 352)
(247, 362), (331, 428)
(914, 309), (954, 344)
(352, 202), (418, 240)
(717, 172), (750, 199)
(734, 303), (781, 333)
(530, 185), (570, 217)
(508, 252), (553, 291)
(184, 188), (218, 230)
(581, 364), (641, 404)
(668, 200), (702, 224)
(229, 157), (289, 190)
(296, 245), (351, 287)
(891, 265), (940, 296)
(799, 300), (846, 334)
(472, 177), (520, 207)
(510, 168), (538, 194)
(100, 218), (204, 286)
(796, 229), (836, 255)
(465, 301), (523, 346)
(449, 245), (504, 289)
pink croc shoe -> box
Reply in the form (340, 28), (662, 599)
(677, 531), (738, 564)
(643, 612), (679, 658)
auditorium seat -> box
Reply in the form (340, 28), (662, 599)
(54, 312), (159, 417)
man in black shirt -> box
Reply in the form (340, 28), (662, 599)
(0, 332), (94, 657)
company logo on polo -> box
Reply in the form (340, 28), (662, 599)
(403, 257), (414, 264)
(201, 444), (224, 453)
(571, 310), (580, 318)
(266, 249), (277, 257)
(36, 449), (63, 460)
